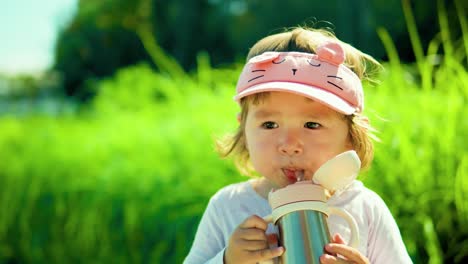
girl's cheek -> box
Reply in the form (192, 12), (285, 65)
(251, 141), (271, 153)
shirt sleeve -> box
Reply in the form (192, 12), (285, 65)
(183, 196), (227, 264)
(367, 194), (413, 264)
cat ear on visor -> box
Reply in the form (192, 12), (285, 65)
(248, 52), (281, 64)
(234, 41), (364, 115)
(315, 42), (345, 65)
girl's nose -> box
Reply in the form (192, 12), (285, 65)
(278, 131), (303, 156)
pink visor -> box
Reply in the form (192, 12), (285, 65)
(234, 42), (364, 115)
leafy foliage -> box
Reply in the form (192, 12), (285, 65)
(53, 0), (465, 99)
(1, 49), (467, 262)
(0, 59), (245, 263)
(1, 1), (467, 262)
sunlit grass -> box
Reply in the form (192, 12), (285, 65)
(0, 52), (466, 262)
(0, 3), (467, 262)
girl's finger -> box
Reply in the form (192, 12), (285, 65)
(332, 233), (346, 244)
(237, 227), (268, 241)
(239, 215), (268, 231)
(248, 246), (284, 262)
(237, 239), (268, 251)
(320, 254), (350, 264)
(325, 243), (369, 264)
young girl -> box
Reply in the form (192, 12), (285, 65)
(184, 27), (412, 264)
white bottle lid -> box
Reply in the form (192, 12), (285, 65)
(312, 150), (361, 191)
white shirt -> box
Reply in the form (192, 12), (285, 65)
(184, 180), (412, 264)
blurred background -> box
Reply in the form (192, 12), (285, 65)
(0, 0), (466, 263)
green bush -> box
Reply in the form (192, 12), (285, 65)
(1, 30), (467, 264)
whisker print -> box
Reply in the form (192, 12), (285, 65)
(327, 75), (342, 79)
(248, 69), (266, 82)
(327, 81), (343, 90)
(248, 75), (265, 82)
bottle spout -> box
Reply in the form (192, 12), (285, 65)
(296, 170), (304, 182)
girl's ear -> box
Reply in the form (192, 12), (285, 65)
(237, 113), (241, 123)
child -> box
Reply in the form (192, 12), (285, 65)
(184, 27), (412, 264)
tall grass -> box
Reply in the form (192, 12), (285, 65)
(0, 55), (466, 263)
(0, 62), (245, 263)
(0, 4), (467, 263)
(370, 1), (467, 262)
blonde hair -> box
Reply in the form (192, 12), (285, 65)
(217, 27), (381, 176)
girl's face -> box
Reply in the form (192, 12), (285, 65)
(244, 91), (353, 190)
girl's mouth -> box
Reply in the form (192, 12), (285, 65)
(283, 169), (305, 183)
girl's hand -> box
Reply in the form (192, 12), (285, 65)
(320, 234), (370, 264)
(224, 215), (284, 264)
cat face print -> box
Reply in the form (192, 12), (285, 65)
(235, 42), (364, 115)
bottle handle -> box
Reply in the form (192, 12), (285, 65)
(328, 207), (359, 248)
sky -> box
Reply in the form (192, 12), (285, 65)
(0, 0), (78, 75)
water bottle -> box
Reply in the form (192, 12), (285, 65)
(263, 150), (361, 264)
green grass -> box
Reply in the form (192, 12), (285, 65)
(0, 4), (467, 261)
(362, 68), (467, 263)
(0, 54), (466, 262)
(0, 63), (244, 263)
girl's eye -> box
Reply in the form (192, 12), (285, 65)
(304, 122), (320, 129)
(261, 121), (278, 129)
